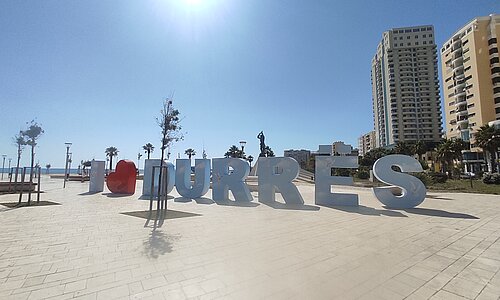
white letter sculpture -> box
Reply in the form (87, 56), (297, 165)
(212, 158), (253, 202)
(315, 156), (358, 206)
(89, 160), (105, 193)
(257, 157), (304, 204)
(372, 154), (426, 208)
(175, 159), (211, 199)
(142, 159), (175, 197)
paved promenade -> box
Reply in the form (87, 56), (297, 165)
(0, 176), (499, 299)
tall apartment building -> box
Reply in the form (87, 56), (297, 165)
(441, 14), (500, 170)
(371, 25), (443, 148)
(358, 130), (376, 157)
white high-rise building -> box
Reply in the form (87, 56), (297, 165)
(371, 25), (443, 148)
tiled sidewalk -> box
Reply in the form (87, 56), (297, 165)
(0, 176), (499, 299)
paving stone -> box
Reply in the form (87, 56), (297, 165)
(1, 176), (499, 299)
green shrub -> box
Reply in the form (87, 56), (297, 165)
(357, 170), (370, 180)
(419, 159), (429, 170)
(412, 172), (430, 187)
(483, 173), (500, 185)
(428, 172), (447, 184)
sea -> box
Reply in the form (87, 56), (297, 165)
(0, 168), (144, 175)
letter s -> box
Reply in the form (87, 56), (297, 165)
(372, 154), (426, 208)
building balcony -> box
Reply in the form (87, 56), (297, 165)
(452, 56), (463, 66)
(452, 50), (463, 59)
(455, 97), (467, 106)
(457, 118), (469, 127)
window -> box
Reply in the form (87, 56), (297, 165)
(407, 36), (410, 39)
(423, 34), (426, 38)
(490, 48), (499, 55)
(408, 42), (411, 46)
(496, 107), (500, 114)
(489, 38), (497, 46)
(494, 97), (500, 104)
(423, 41), (427, 44)
(491, 57), (500, 64)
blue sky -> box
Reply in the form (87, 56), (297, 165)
(0, 0), (499, 168)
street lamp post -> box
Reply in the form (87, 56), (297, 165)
(1, 155), (6, 180)
(8, 158), (12, 177)
(63, 142), (72, 188)
(239, 140), (246, 158)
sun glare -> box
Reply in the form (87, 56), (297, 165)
(184, 0), (201, 6)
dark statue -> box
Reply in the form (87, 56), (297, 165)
(257, 131), (266, 157)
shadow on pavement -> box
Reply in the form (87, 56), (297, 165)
(77, 191), (101, 196)
(142, 229), (180, 259)
(260, 201), (320, 211)
(121, 209), (201, 220)
(213, 199), (260, 207)
(172, 197), (216, 204)
(321, 204), (407, 217)
(0, 201), (61, 209)
(398, 207), (479, 219)
(102, 192), (133, 198)
(426, 195), (454, 200)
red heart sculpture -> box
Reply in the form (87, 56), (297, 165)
(107, 160), (137, 194)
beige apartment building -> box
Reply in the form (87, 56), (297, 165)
(441, 14), (500, 171)
(372, 25), (443, 148)
(358, 130), (376, 157)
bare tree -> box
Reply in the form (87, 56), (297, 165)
(13, 131), (26, 182)
(21, 120), (44, 203)
(155, 98), (183, 211)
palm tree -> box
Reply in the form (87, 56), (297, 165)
(413, 140), (427, 161)
(13, 131), (26, 181)
(451, 139), (467, 164)
(142, 143), (154, 159)
(45, 163), (51, 174)
(105, 146), (119, 171)
(264, 146), (275, 157)
(81, 160), (92, 175)
(184, 148), (196, 159)
(224, 145), (242, 158)
(394, 141), (414, 156)
(475, 124), (500, 173)
(436, 140), (454, 176)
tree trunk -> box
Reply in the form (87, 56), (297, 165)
(490, 148), (497, 173)
(110, 156), (113, 172)
(486, 150), (492, 173)
(28, 145), (35, 204)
